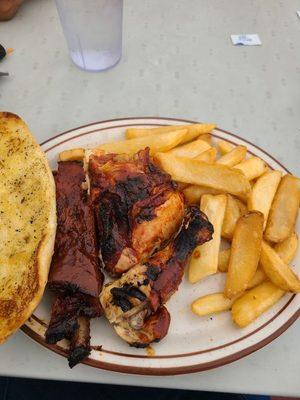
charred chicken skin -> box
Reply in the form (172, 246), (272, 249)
(46, 161), (103, 367)
(89, 148), (185, 277)
(100, 207), (214, 347)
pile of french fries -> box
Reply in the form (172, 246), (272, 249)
(59, 122), (300, 328)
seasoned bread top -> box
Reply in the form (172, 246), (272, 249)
(0, 112), (56, 343)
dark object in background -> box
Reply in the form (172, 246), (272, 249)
(0, 377), (266, 400)
(0, 43), (11, 76)
(0, 44), (6, 60)
(0, 0), (23, 21)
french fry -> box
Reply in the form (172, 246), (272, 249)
(264, 174), (300, 243)
(192, 271), (266, 318)
(235, 198), (248, 215)
(189, 194), (227, 283)
(248, 170), (282, 229)
(183, 185), (222, 204)
(155, 153), (251, 198)
(234, 157), (267, 181)
(218, 233), (298, 274)
(260, 241), (300, 292)
(225, 211), (264, 298)
(194, 147), (217, 163)
(218, 248), (266, 291)
(217, 145), (247, 167)
(96, 129), (187, 155)
(199, 133), (212, 144)
(247, 268), (267, 289)
(218, 248), (231, 272)
(274, 232), (298, 264)
(168, 138), (210, 158)
(222, 195), (247, 240)
(59, 148), (85, 161)
(217, 140), (235, 155)
(125, 123), (216, 142)
(231, 281), (284, 328)
(192, 293), (235, 316)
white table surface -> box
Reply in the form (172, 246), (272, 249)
(0, 0), (299, 396)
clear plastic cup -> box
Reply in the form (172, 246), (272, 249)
(55, 0), (123, 72)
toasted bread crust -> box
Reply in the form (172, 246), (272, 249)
(0, 112), (56, 343)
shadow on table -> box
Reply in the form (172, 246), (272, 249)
(0, 377), (274, 400)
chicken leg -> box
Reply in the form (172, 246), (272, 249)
(100, 207), (213, 347)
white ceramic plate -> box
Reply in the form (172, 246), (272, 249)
(23, 117), (300, 375)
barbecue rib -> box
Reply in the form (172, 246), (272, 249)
(89, 148), (185, 277)
(100, 207), (213, 347)
(48, 161), (102, 297)
(45, 161), (103, 367)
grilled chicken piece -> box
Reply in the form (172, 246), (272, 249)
(100, 207), (213, 347)
(114, 306), (171, 348)
(89, 148), (185, 277)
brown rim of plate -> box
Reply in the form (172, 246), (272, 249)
(29, 292), (296, 359)
(22, 307), (300, 376)
(22, 117), (299, 375)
